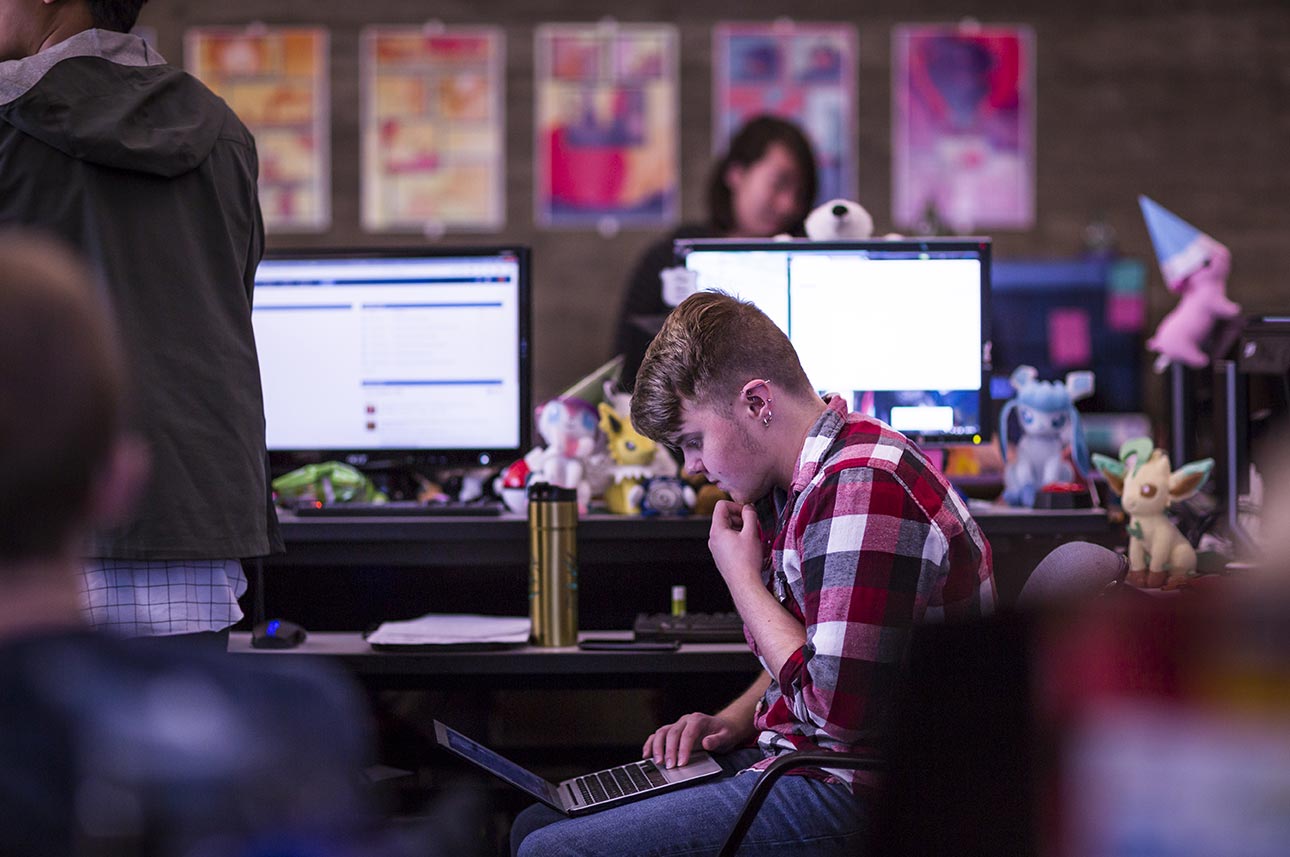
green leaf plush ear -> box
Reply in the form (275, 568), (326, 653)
(1118, 437), (1156, 476)
(1170, 458), (1214, 502)
(1092, 452), (1126, 496)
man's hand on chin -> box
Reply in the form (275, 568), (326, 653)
(708, 500), (764, 594)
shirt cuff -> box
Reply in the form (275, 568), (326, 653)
(776, 642), (810, 702)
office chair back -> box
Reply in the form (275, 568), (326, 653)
(1017, 541), (1129, 608)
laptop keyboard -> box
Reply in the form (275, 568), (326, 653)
(575, 760), (668, 805)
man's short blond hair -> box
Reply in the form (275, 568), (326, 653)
(631, 291), (814, 444)
(0, 231), (124, 564)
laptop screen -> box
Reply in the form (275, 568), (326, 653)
(436, 722), (553, 803)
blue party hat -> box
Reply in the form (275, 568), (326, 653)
(1138, 195), (1219, 289)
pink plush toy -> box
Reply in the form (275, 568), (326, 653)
(524, 395), (599, 511)
(1139, 196), (1241, 372)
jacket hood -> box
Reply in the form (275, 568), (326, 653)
(0, 29), (224, 177)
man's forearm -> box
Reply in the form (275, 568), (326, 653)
(730, 581), (807, 677)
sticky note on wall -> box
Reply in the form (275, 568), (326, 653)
(1107, 294), (1146, 332)
(1048, 307), (1092, 368)
(1107, 258), (1147, 332)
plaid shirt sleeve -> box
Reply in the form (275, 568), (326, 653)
(767, 466), (936, 751)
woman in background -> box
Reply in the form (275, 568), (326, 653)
(613, 115), (818, 391)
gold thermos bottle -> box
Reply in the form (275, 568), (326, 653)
(527, 483), (578, 647)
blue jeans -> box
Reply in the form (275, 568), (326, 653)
(510, 748), (867, 857)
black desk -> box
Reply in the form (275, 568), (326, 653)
(270, 506), (1112, 564)
(228, 630), (760, 690)
(268, 512), (712, 567)
(256, 507), (1118, 629)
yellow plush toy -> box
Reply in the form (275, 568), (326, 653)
(597, 402), (658, 515)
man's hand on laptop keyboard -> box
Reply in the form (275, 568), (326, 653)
(642, 712), (742, 770)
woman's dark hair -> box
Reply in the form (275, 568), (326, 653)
(706, 115), (818, 236)
(88, 0), (149, 33)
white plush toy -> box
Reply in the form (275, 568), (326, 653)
(661, 198), (883, 309)
(804, 199), (874, 240)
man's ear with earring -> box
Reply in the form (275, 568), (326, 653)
(740, 379), (773, 427)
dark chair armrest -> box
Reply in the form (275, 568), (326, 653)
(717, 750), (885, 857)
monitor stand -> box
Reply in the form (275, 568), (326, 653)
(1168, 362), (1195, 470)
(1212, 358), (1254, 553)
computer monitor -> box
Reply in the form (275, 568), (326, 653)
(252, 247), (530, 469)
(1212, 316), (1290, 545)
(676, 238), (992, 445)
(990, 258), (1146, 412)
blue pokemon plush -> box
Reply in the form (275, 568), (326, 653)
(639, 477), (696, 517)
(998, 365), (1095, 507)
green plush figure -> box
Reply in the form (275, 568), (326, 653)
(1092, 438), (1213, 590)
(271, 462), (386, 506)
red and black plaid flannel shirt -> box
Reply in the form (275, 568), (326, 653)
(745, 396), (995, 789)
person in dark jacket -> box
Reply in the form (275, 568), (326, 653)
(612, 115), (819, 392)
(0, 0), (281, 641)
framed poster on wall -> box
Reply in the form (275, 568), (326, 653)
(714, 21), (858, 206)
(186, 26), (331, 232)
(360, 25), (504, 233)
(892, 23), (1035, 233)
(534, 22), (679, 231)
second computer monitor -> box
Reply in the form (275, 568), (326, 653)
(676, 238), (992, 445)
(252, 247), (530, 469)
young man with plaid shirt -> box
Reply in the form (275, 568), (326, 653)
(512, 291), (995, 857)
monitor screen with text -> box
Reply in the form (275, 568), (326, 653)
(252, 248), (529, 466)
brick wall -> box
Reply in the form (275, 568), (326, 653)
(144, 0), (1290, 424)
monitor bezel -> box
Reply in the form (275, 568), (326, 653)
(254, 245), (532, 472)
(674, 237), (993, 446)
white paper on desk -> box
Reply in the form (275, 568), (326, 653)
(365, 613), (531, 647)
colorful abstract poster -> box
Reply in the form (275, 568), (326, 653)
(360, 26), (504, 233)
(186, 27), (330, 232)
(714, 22), (857, 206)
(892, 24), (1035, 233)
(535, 23), (679, 229)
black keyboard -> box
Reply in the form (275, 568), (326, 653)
(633, 611), (745, 643)
(290, 500), (503, 517)
(574, 760), (667, 805)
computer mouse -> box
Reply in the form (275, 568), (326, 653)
(251, 618), (308, 649)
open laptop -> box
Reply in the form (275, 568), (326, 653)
(432, 720), (722, 816)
